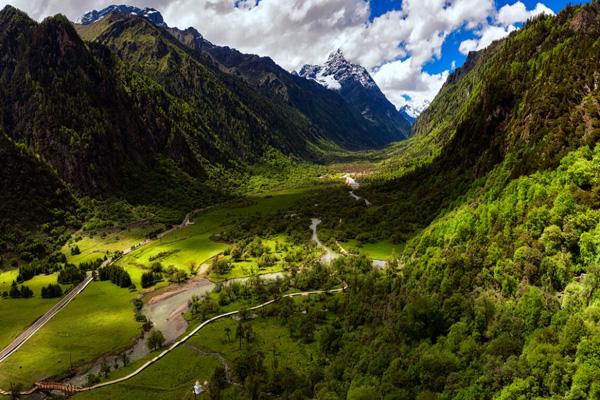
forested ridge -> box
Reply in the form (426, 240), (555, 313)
(255, 3), (600, 399)
(2, 2), (600, 399)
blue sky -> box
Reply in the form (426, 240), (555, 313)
(370, 0), (590, 77)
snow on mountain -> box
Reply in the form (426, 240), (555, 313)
(400, 101), (430, 121)
(77, 5), (166, 27)
(298, 49), (377, 91)
(299, 50), (412, 137)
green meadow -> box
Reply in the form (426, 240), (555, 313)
(0, 271), (69, 350)
(73, 347), (220, 400)
(340, 239), (400, 260)
(72, 309), (323, 400)
(117, 190), (310, 286)
(1, 188), (316, 390)
(0, 281), (140, 388)
(62, 224), (164, 265)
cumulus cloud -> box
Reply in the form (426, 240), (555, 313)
(372, 58), (448, 111)
(0, 0), (555, 112)
(158, 0), (496, 111)
(459, 1), (554, 55)
(498, 1), (553, 26)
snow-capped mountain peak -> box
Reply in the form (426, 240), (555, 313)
(299, 49), (377, 90)
(298, 49), (412, 137)
(300, 49), (377, 91)
(77, 5), (166, 27)
(400, 101), (430, 120)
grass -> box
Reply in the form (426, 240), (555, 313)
(117, 190), (310, 286)
(186, 316), (320, 375)
(1, 188), (316, 391)
(0, 270), (69, 350)
(340, 239), (400, 260)
(62, 224), (164, 265)
(72, 306), (323, 400)
(0, 281), (140, 389)
(73, 347), (220, 400)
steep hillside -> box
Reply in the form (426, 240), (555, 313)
(0, 6), (228, 198)
(298, 4), (600, 399)
(0, 131), (78, 263)
(357, 5), (600, 243)
(76, 12), (396, 151)
(78, 5), (408, 147)
(299, 50), (412, 141)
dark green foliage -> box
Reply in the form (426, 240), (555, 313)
(16, 260), (57, 282)
(232, 349), (265, 383)
(98, 264), (131, 288)
(78, 258), (103, 271)
(58, 264), (84, 284)
(146, 329), (165, 351)
(140, 271), (162, 288)
(211, 256), (232, 275)
(9, 280), (33, 298)
(41, 283), (63, 298)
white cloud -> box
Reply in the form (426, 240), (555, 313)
(498, 1), (553, 26)
(459, 1), (554, 55)
(159, 0), (496, 112)
(0, 0), (555, 113)
(373, 57), (448, 110)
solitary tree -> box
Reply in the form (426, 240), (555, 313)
(208, 366), (228, 400)
(146, 329), (166, 351)
(236, 322), (245, 349)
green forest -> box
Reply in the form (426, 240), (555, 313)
(1, 2), (600, 399)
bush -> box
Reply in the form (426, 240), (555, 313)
(58, 264), (85, 284)
(141, 271), (162, 288)
(41, 283), (63, 298)
(9, 281), (33, 298)
(98, 265), (132, 288)
(212, 256), (232, 275)
(146, 329), (165, 351)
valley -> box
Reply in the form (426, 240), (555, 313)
(1, 2), (600, 399)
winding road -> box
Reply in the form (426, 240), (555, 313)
(0, 275), (94, 364)
(76, 286), (346, 394)
(0, 210), (199, 368)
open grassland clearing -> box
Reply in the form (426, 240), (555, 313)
(116, 189), (313, 285)
(0, 281), (140, 389)
(338, 239), (400, 260)
(62, 223), (165, 265)
(0, 271), (69, 350)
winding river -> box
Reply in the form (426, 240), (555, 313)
(67, 174), (381, 386)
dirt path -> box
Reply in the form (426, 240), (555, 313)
(184, 343), (236, 384)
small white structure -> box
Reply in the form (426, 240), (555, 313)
(193, 380), (206, 397)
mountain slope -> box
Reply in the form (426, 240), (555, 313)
(298, 4), (600, 400)
(78, 5), (408, 147)
(0, 130), (78, 262)
(76, 12), (354, 155)
(299, 50), (412, 140)
(178, 34), (385, 148)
